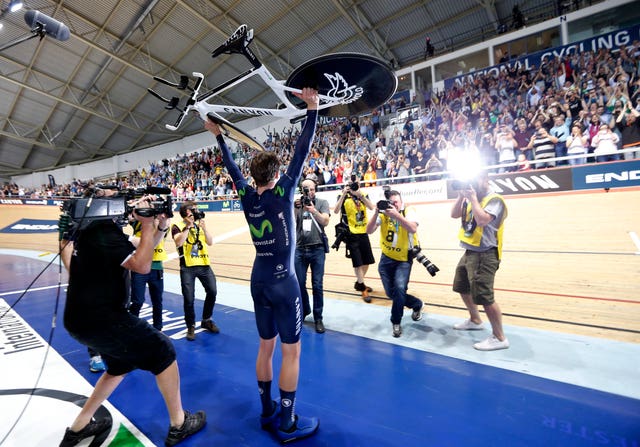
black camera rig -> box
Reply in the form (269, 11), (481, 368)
(408, 246), (439, 277)
(62, 186), (174, 230)
(302, 186), (312, 207)
(376, 185), (393, 211)
(349, 174), (359, 191)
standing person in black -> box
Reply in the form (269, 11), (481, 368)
(171, 201), (219, 341)
(294, 177), (330, 333)
(58, 189), (205, 447)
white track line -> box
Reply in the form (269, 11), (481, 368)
(629, 231), (640, 254)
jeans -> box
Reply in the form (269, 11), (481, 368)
(294, 245), (326, 321)
(378, 254), (422, 324)
(596, 153), (621, 163)
(567, 151), (586, 166)
(180, 265), (217, 328)
(130, 269), (164, 330)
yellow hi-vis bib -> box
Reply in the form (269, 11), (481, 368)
(133, 222), (167, 262)
(175, 221), (210, 266)
(458, 193), (507, 259)
(379, 207), (419, 262)
(342, 195), (369, 234)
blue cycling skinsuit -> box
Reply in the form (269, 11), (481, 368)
(217, 109), (318, 343)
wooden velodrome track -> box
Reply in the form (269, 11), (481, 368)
(1, 186), (639, 343)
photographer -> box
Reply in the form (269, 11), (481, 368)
(333, 174), (376, 302)
(128, 212), (168, 331)
(294, 177), (330, 333)
(58, 188), (206, 446)
(450, 171), (509, 351)
(366, 190), (424, 338)
(171, 201), (219, 341)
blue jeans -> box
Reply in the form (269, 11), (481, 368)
(294, 245), (325, 321)
(596, 153), (621, 163)
(378, 254), (422, 324)
(130, 269), (164, 330)
(179, 265), (217, 328)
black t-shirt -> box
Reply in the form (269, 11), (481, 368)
(64, 220), (134, 332)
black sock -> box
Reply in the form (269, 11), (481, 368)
(279, 389), (296, 431)
(258, 381), (273, 416)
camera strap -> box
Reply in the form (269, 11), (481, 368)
(309, 213), (326, 235)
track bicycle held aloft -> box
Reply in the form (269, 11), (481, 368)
(147, 24), (397, 150)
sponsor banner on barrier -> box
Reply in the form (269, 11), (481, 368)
(446, 168), (573, 199)
(174, 199), (243, 212)
(0, 198), (63, 206)
(0, 198), (26, 205)
(1, 219), (59, 234)
(571, 160), (640, 190)
(317, 180), (448, 207)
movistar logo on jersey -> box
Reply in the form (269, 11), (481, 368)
(274, 185), (285, 197)
(249, 219), (273, 238)
(239, 187), (246, 197)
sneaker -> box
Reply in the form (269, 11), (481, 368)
(186, 326), (196, 341)
(314, 320), (325, 334)
(89, 355), (106, 373)
(411, 302), (424, 321)
(276, 415), (319, 443)
(361, 289), (372, 303)
(201, 319), (220, 334)
(474, 335), (510, 351)
(165, 410), (206, 446)
(453, 319), (484, 330)
(260, 400), (280, 431)
(59, 418), (112, 447)
(392, 324), (402, 338)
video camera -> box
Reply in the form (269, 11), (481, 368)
(62, 186), (174, 229)
(408, 246), (439, 277)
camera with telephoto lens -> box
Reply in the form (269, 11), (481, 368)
(331, 222), (349, 250)
(408, 246), (440, 277)
(349, 174), (359, 191)
(191, 208), (205, 220)
(62, 186), (173, 229)
(302, 186), (312, 207)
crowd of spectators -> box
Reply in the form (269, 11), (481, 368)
(3, 42), (640, 200)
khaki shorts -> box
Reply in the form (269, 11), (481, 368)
(452, 248), (500, 305)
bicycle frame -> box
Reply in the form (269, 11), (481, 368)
(150, 25), (364, 131)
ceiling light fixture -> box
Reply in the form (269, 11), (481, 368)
(9, 0), (24, 13)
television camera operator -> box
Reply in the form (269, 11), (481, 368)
(294, 177), (330, 333)
(333, 174), (376, 302)
(366, 188), (426, 338)
(58, 187), (206, 446)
